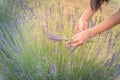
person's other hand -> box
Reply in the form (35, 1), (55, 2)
(76, 20), (88, 33)
(66, 31), (90, 47)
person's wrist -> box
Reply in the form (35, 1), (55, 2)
(86, 28), (95, 38)
(79, 17), (89, 23)
(78, 19), (88, 31)
(79, 19), (88, 24)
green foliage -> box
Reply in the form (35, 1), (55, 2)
(0, 0), (120, 80)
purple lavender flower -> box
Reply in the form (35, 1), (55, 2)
(65, 76), (69, 80)
(69, 47), (74, 57)
(67, 14), (71, 23)
(96, 46), (101, 56)
(114, 65), (120, 77)
(29, 7), (33, 13)
(61, 21), (65, 31)
(19, 0), (24, 10)
(0, 33), (3, 46)
(0, 42), (2, 47)
(115, 32), (120, 39)
(111, 32), (120, 48)
(56, 24), (59, 32)
(69, 46), (78, 57)
(66, 62), (71, 70)
(14, 70), (18, 76)
(47, 34), (64, 42)
(2, 66), (9, 74)
(89, 71), (93, 78)
(0, 74), (4, 80)
(13, 46), (20, 53)
(105, 54), (115, 66)
(35, 0), (39, 8)
(51, 62), (57, 76)
(49, 4), (54, 14)
(117, 64), (120, 69)
(52, 46), (56, 54)
(78, 77), (83, 80)
(0, 33), (2, 39)
(115, 70), (120, 76)
(18, 57), (25, 74)
(28, 73), (34, 80)
(107, 31), (113, 53)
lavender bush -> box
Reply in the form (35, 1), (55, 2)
(0, 0), (120, 80)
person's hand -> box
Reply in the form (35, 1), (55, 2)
(66, 31), (90, 47)
(76, 20), (88, 33)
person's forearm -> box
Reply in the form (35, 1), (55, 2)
(79, 6), (96, 22)
(88, 10), (120, 38)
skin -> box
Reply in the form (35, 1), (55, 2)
(66, 3), (120, 47)
(76, 6), (96, 33)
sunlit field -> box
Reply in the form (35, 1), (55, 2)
(0, 0), (120, 80)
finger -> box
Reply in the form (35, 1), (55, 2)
(66, 42), (70, 47)
(76, 29), (80, 33)
(66, 43), (70, 47)
(75, 28), (79, 34)
(76, 26), (82, 34)
(77, 27), (82, 32)
(72, 42), (81, 47)
(66, 40), (74, 47)
(66, 40), (71, 45)
(71, 33), (79, 39)
(84, 25), (88, 30)
(66, 42), (72, 47)
(73, 39), (86, 47)
(77, 28), (84, 34)
(66, 38), (78, 47)
(72, 38), (79, 43)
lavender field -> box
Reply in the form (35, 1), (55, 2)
(0, 0), (120, 80)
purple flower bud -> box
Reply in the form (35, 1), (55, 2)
(49, 4), (54, 14)
(69, 47), (74, 57)
(18, 58), (25, 74)
(96, 47), (101, 56)
(51, 63), (57, 76)
(69, 46), (77, 57)
(0, 42), (2, 47)
(0, 33), (2, 39)
(13, 46), (20, 53)
(89, 71), (93, 78)
(2, 66), (9, 74)
(107, 31), (113, 53)
(52, 46), (56, 54)
(14, 70), (18, 76)
(67, 14), (71, 23)
(105, 54), (115, 66)
(117, 64), (120, 69)
(35, 1), (40, 8)
(115, 32), (120, 39)
(29, 7), (33, 13)
(116, 70), (120, 76)
(65, 76), (69, 80)
(56, 24), (59, 32)
(0, 74), (4, 80)
(47, 34), (63, 42)
(61, 22), (65, 31)
(28, 73), (34, 80)
(114, 65), (120, 77)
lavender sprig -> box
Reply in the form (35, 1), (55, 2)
(47, 34), (70, 42)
